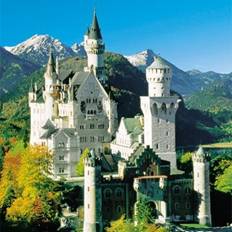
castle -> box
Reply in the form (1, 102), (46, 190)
(28, 11), (212, 230)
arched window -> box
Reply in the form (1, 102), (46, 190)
(170, 102), (175, 109)
(173, 186), (181, 194)
(115, 188), (123, 198)
(104, 188), (112, 199)
(153, 103), (158, 115)
(185, 187), (191, 194)
(161, 103), (167, 114)
(116, 205), (122, 213)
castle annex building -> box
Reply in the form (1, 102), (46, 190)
(29, 11), (212, 231)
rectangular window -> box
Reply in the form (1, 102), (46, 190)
(90, 124), (95, 129)
(156, 144), (159, 149)
(80, 137), (87, 143)
(90, 136), (95, 142)
(59, 155), (64, 161)
(80, 125), (84, 130)
(98, 136), (104, 142)
(59, 167), (64, 173)
(98, 124), (104, 129)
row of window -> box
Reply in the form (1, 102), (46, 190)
(148, 77), (171, 82)
(173, 186), (191, 194)
(80, 136), (104, 143)
(155, 144), (170, 150)
(80, 124), (104, 130)
(148, 68), (170, 74)
(103, 188), (124, 199)
(86, 98), (101, 104)
(157, 118), (170, 124)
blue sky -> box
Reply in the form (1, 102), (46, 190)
(0, 0), (231, 73)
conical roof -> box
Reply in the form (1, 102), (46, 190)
(47, 50), (56, 73)
(147, 56), (170, 69)
(196, 146), (204, 156)
(88, 10), (102, 40)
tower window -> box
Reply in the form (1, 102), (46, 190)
(156, 144), (159, 149)
(161, 103), (167, 114)
(166, 131), (169, 136)
(88, 204), (90, 209)
(88, 186), (90, 192)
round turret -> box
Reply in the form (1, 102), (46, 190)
(146, 56), (172, 97)
(192, 146), (212, 226)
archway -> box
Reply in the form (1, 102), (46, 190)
(147, 201), (158, 221)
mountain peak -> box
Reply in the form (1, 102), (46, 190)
(4, 34), (76, 66)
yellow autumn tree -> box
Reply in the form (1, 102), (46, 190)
(6, 145), (61, 224)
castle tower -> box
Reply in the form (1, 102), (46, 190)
(83, 150), (102, 232)
(43, 51), (59, 119)
(140, 57), (179, 168)
(192, 146), (212, 226)
(84, 10), (106, 84)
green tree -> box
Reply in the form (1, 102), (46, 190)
(76, 148), (90, 176)
(178, 152), (193, 174)
(215, 164), (232, 194)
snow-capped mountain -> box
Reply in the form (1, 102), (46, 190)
(124, 49), (156, 71)
(124, 49), (214, 96)
(71, 42), (86, 58)
(4, 34), (77, 66)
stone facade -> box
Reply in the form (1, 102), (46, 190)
(83, 147), (212, 232)
(28, 10), (212, 230)
(29, 12), (118, 178)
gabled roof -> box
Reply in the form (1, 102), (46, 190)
(40, 128), (57, 139)
(42, 119), (55, 130)
(71, 71), (89, 86)
(88, 10), (102, 40)
(121, 117), (143, 142)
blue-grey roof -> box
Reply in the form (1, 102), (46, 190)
(88, 11), (102, 40)
(147, 56), (170, 69)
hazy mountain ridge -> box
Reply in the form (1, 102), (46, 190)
(124, 49), (231, 96)
(1, 35), (231, 101)
(0, 47), (39, 100)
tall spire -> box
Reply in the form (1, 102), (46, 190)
(88, 9), (102, 40)
(47, 50), (56, 73)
